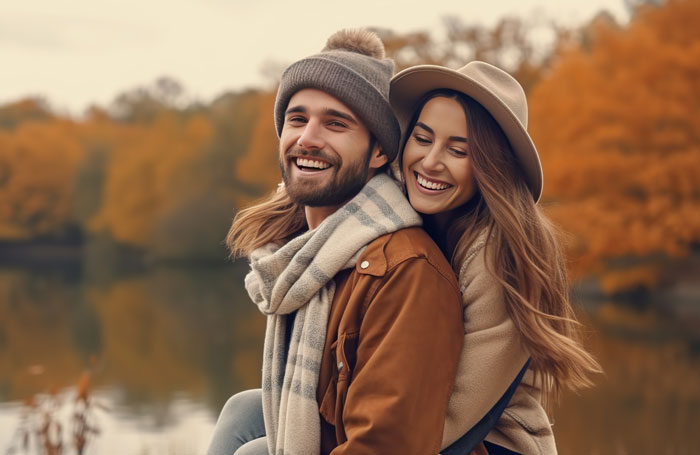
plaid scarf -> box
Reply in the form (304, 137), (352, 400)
(245, 173), (421, 455)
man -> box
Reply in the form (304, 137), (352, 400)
(207, 28), (463, 455)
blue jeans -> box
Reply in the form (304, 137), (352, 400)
(206, 389), (268, 455)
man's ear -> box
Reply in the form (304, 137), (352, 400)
(368, 143), (388, 170)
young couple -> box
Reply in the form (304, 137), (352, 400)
(206, 28), (599, 455)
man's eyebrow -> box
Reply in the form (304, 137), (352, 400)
(285, 105), (306, 115)
(325, 108), (358, 125)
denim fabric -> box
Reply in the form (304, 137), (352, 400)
(206, 389), (268, 455)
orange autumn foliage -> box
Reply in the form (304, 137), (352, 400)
(234, 91), (279, 198)
(88, 113), (212, 246)
(0, 1), (697, 292)
(0, 98), (53, 129)
(529, 0), (700, 287)
(0, 120), (83, 239)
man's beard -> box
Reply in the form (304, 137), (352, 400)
(280, 144), (373, 207)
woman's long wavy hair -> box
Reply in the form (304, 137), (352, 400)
(226, 187), (307, 258)
(400, 89), (601, 405)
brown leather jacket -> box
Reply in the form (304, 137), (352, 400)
(316, 227), (464, 455)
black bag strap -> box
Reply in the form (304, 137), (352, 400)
(441, 359), (531, 455)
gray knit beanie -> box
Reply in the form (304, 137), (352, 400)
(274, 29), (401, 161)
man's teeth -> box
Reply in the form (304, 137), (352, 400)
(417, 174), (451, 190)
(296, 158), (331, 170)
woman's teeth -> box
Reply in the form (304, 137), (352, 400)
(417, 173), (451, 191)
(296, 158), (331, 170)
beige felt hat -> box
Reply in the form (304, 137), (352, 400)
(390, 61), (543, 202)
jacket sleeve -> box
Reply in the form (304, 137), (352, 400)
(440, 246), (530, 448)
(331, 257), (464, 455)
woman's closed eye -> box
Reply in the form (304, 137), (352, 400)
(413, 134), (432, 145)
(450, 147), (468, 157)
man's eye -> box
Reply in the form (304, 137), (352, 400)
(328, 121), (347, 128)
(287, 116), (306, 124)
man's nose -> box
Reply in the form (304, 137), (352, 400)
(297, 120), (324, 150)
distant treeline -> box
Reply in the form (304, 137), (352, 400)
(0, 0), (698, 292)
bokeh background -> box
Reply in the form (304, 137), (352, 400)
(1, 0), (699, 454)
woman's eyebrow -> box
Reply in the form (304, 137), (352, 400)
(416, 122), (467, 142)
(415, 122), (434, 134)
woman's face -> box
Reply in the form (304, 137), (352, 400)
(401, 96), (477, 216)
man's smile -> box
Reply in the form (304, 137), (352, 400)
(294, 157), (332, 172)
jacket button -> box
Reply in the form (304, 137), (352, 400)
(360, 260), (369, 269)
(338, 361), (344, 370)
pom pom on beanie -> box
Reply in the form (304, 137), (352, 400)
(323, 28), (386, 59)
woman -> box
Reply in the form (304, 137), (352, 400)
(389, 61), (601, 454)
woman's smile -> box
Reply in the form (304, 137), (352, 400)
(413, 171), (453, 192)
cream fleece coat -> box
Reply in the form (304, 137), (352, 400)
(441, 239), (558, 455)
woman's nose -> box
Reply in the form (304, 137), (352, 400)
(421, 146), (445, 172)
(296, 120), (324, 150)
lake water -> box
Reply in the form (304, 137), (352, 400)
(0, 264), (698, 454)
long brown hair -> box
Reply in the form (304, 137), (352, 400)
(401, 90), (601, 404)
(226, 187), (307, 258)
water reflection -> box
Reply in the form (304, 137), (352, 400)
(554, 303), (700, 454)
(0, 263), (265, 451)
(0, 267), (92, 401)
(0, 266), (698, 454)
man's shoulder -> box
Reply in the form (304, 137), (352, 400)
(360, 227), (457, 286)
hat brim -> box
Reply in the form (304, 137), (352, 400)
(390, 65), (543, 202)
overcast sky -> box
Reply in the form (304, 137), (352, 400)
(1, 0), (629, 114)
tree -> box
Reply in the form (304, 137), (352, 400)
(376, 15), (557, 92)
(0, 98), (53, 131)
(232, 91), (280, 199)
(0, 120), (83, 240)
(529, 0), (700, 290)
(88, 113), (212, 247)
(109, 77), (189, 124)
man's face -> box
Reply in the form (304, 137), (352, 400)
(279, 89), (376, 207)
